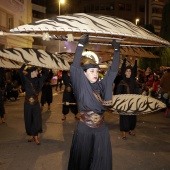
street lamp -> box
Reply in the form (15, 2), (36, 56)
(135, 18), (140, 25)
(59, 0), (65, 15)
(58, 0), (64, 53)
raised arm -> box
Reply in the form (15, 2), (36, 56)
(19, 64), (27, 84)
(132, 59), (137, 78)
(121, 58), (126, 79)
(110, 40), (120, 73)
(100, 40), (120, 101)
(38, 68), (49, 90)
(72, 34), (89, 67)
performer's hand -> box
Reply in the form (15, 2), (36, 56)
(112, 39), (120, 51)
(78, 34), (89, 45)
(123, 56), (127, 62)
(67, 34), (74, 42)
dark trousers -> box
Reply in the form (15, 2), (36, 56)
(56, 79), (63, 90)
(119, 115), (136, 132)
(24, 102), (41, 136)
(0, 105), (5, 118)
(62, 105), (78, 115)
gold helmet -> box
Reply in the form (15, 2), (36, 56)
(81, 56), (96, 65)
(81, 51), (100, 70)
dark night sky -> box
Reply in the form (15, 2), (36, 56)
(46, 0), (58, 14)
(46, 0), (78, 16)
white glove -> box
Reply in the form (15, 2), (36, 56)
(67, 34), (74, 42)
(65, 102), (69, 106)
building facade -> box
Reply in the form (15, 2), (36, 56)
(0, 0), (168, 49)
(0, 0), (33, 49)
(71, 0), (168, 35)
(0, 0), (47, 49)
(31, 0), (47, 49)
(148, 0), (168, 35)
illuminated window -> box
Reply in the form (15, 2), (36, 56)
(0, 11), (14, 30)
(0, 11), (6, 28)
(7, 15), (14, 29)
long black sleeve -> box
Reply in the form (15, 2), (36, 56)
(132, 60), (137, 79)
(110, 50), (120, 72)
(19, 64), (27, 85)
(121, 58), (126, 79)
(38, 68), (48, 91)
(72, 43), (84, 67)
(62, 71), (70, 86)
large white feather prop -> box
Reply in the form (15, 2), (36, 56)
(9, 13), (170, 47)
(0, 56), (22, 68)
(0, 48), (70, 70)
(112, 94), (166, 115)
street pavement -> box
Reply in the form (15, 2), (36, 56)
(0, 88), (170, 170)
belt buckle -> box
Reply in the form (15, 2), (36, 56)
(29, 97), (35, 103)
(90, 113), (101, 123)
(66, 86), (72, 92)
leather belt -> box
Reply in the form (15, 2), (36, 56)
(80, 111), (104, 128)
(44, 82), (51, 85)
(65, 85), (72, 92)
(25, 95), (39, 105)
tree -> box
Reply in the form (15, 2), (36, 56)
(138, 24), (160, 70)
(160, 2), (170, 67)
(160, 1), (170, 41)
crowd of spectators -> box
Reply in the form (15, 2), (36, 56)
(136, 66), (170, 111)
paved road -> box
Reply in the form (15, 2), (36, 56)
(0, 88), (170, 170)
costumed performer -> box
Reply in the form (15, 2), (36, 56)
(68, 34), (120, 170)
(116, 58), (139, 139)
(19, 64), (48, 145)
(61, 70), (79, 121)
(41, 69), (54, 112)
(0, 68), (5, 123)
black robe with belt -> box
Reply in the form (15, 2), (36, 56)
(116, 59), (139, 132)
(68, 42), (120, 170)
(62, 71), (78, 115)
(19, 64), (48, 136)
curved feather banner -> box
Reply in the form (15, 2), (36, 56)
(10, 13), (170, 47)
(112, 94), (166, 115)
(0, 48), (70, 70)
(0, 56), (22, 68)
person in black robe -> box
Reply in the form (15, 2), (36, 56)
(113, 69), (122, 94)
(19, 64), (48, 145)
(68, 35), (120, 170)
(116, 58), (139, 139)
(55, 70), (63, 91)
(41, 69), (54, 112)
(5, 80), (13, 101)
(0, 68), (5, 123)
(0, 88), (5, 123)
(61, 70), (78, 120)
